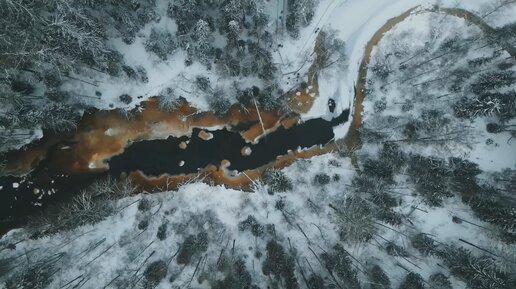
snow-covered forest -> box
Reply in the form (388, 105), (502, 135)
(0, 0), (335, 152)
(1, 0), (516, 289)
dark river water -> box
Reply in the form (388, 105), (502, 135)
(0, 107), (349, 234)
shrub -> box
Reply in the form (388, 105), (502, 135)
(156, 87), (182, 111)
(157, 222), (168, 240)
(385, 242), (409, 257)
(212, 258), (255, 289)
(336, 197), (375, 243)
(145, 28), (177, 60)
(119, 94), (132, 104)
(379, 142), (406, 172)
(143, 260), (168, 288)
(398, 272), (425, 289)
(429, 273), (452, 289)
(238, 215), (264, 237)
(307, 274), (326, 289)
(371, 62), (391, 80)
(195, 76), (211, 92)
(177, 231), (209, 265)
(313, 173), (331, 186)
(122, 65), (137, 80)
(407, 154), (452, 206)
(263, 170), (293, 193)
(362, 158), (394, 183)
(138, 219), (149, 230)
(374, 99), (387, 113)
(376, 209), (402, 226)
(209, 89), (231, 117)
(320, 245), (361, 289)
(136, 66), (149, 83)
(401, 100), (414, 112)
(138, 198), (151, 212)
(369, 265), (391, 289)
(262, 240), (299, 289)
(411, 233), (437, 256)
(486, 122), (504, 133)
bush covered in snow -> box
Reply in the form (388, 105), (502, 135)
(145, 28), (178, 61)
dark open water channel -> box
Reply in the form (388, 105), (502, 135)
(0, 108), (349, 234)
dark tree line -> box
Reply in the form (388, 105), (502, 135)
(286, 0), (316, 39)
(0, 0), (159, 151)
(454, 71), (516, 122)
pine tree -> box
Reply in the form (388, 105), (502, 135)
(428, 273), (452, 289)
(369, 265), (391, 289)
(192, 19), (213, 65)
(262, 240), (299, 289)
(320, 244), (361, 289)
(398, 272), (425, 289)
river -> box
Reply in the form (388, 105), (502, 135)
(1, 5), (513, 235)
(0, 102), (349, 234)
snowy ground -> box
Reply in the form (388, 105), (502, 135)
(1, 153), (508, 289)
(362, 10), (516, 172)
